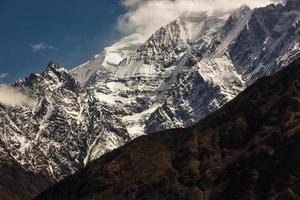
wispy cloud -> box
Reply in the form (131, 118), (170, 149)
(29, 42), (57, 53)
(0, 73), (8, 81)
(118, 0), (283, 36)
(0, 85), (36, 108)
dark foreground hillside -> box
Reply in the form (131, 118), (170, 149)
(36, 59), (300, 200)
(0, 157), (51, 200)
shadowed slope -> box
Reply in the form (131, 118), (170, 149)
(0, 154), (51, 200)
(36, 59), (300, 199)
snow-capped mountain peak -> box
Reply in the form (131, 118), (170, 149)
(0, 63), (131, 182)
(70, 33), (145, 87)
(68, 3), (300, 137)
(2, 3), (300, 194)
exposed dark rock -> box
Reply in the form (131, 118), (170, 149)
(35, 59), (300, 199)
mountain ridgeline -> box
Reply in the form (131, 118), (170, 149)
(0, 64), (131, 200)
(36, 57), (300, 200)
(0, 0), (300, 199)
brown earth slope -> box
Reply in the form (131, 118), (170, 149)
(0, 154), (51, 200)
(35, 59), (300, 200)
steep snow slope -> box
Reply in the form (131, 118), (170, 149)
(2, 1), (299, 191)
(231, 2), (300, 84)
(71, 2), (300, 136)
(145, 2), (300, 132)
(70, 34), (145, 87)
(145, 7), (251, 132)
(0, 63), (131, 182)
(35, 58), (300, 200)
(72, 9), (241, 137)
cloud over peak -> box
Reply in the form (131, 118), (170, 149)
(0, 85), (36, 108)
(118, 0), (282, 36)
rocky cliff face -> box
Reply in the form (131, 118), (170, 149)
(0, 63), (131, 184)
(1, 1), (300, 199)
(71, 8), (249, 137)
(145, 2), (300, 132)
(35, 58), (300, 200)
(70, 2), (300, 136)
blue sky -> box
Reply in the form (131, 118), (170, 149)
(0, 0), (125, 83)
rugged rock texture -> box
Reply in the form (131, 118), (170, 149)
(35, 58), (300, 200)
(1, 1), (300, 199)
(0, 63), (131, 185)
(71, 19), (198, 138)
(145, 2), (300, 132)
(70, 2), (300, 136)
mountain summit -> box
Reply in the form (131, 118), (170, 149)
(69, 3), (300, 136)
(0, 62), (132, 199)
(1, 2), (300, 199)
(35, 57), (300, 200)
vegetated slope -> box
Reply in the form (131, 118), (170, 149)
(35, 58), (300, 200)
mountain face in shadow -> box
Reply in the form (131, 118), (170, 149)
(0, 155), (51, 200)
(35, 59), (300, 199)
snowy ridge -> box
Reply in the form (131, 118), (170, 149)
(70, 34), (145, 87)
(1, 0), (300, 185)
(146, 3), (300, 132)
(73, 10), (239, 137)
(71, 2), (300, 135)
(0, 63), (130, 181)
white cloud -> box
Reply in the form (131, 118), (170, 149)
(0, 73), (8, 81)
(29, 42), (56, 53)
(0, 85), (36, 108)
(118, 0), (282, 36)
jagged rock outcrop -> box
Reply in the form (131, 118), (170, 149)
(71, 8), (250, 137)
(0, 63), (131, 185)
(1, 1), (300, 199)
(35, 57), (300, 200)
(145, 2), (300, 132)
(70, 2), (300, 136)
